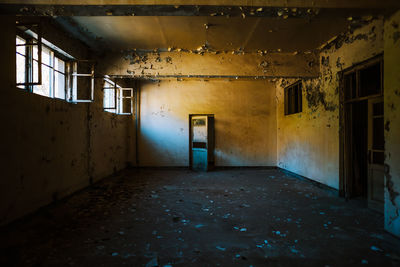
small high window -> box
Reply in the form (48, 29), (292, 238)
(284, 82), (302, 115)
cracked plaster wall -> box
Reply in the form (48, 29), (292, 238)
(384, 10), (400, 237)
(138, 79), (277, 166)
(104, 50), (318, 78)
(276, 19), (384, 190)
(0, 16), (134, 226)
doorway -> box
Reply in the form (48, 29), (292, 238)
(340, 56), (384, 212)
(189, 114), (215, 171)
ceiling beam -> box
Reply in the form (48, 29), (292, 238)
(1, 1), (400, 9)
(102, 50), (319, 78)
(0, 4), (394, 17)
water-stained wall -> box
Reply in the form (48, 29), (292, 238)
(138, 79), (276, 166)
(0, 16), (134, 226)
(276, 19), (384, 189)
(384, 10), (400, 237)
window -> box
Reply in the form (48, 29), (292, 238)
(344, 60), (383, 101)
(16, 36), (27, 86)
(103, 78), (134, 115)
(16, 33), (70, 100)
(284, 82), (302, 115)
(16, 24), (42, 88)
(16, 21), (94, 103)
(68, 60), (95, 103)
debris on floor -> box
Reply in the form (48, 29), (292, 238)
(0, 169), (399, 266)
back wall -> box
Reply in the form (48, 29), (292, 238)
(138, 79), (277, 167)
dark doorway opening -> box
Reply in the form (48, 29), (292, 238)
(347, 100), (368, 198)
(340, 55), (384, 213)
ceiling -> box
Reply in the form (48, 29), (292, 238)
(62, 15), (351, 53)
(1, 2), (393, 54)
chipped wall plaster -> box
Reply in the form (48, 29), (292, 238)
(276, 19), (384, 190)
(138, 79), (277, 167)
(0, 16), (135, 226)
(103, 50), (319, 78)
(384, 10), (400, 238)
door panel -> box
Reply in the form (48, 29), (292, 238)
(190, 115), (215, 171)
(191, 116), (208, 171)
(368, 97), (384, 212)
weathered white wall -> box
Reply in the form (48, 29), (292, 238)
(0, 16), (134, 226)
(138, 79), (276, 166)
(384, 10), (400, 238)
(276, 19), (384, 189)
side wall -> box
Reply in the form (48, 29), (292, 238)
(384, 10), (400, 237)
(276, 19), (384, 189)
(138, 79), (276, 166)
(0, 16), (134, 226)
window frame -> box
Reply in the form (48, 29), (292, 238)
(103, 77), (134, 115)
(343, 57), (383, 104)
(16, 23), (42, 88)
(17, 33), (70, 99)
(68, 60), (95, 103)
(284, 81), (302, 116)
(16, 23), (95, 103)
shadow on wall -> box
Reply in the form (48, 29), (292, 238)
(138, 79), (276, 167)
(278, 138), (338, 189)
(139, 112), (189, 166)
(139, 113), (274, 167)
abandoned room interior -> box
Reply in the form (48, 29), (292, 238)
(1, 0), (400, 266)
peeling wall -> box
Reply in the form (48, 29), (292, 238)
(276, 19), (384, 189)
(138, 79), (276, 167)
(384, 10), (400, 238)
(104, 50), (318, 78)
(0, 16), (134, 226)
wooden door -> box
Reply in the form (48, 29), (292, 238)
(367, 97), (384, 212)
(191, 115), (208, 171)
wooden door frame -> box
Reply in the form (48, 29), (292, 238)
(188, 114), (215, 169)
(339, 54), (383, 198)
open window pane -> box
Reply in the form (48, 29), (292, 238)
(33, 64), (51, 97)
(16, 53), (26, 85)
(75, 76), (92, 100)
(16, 22), (42, 86)
(103, 80), (117, 113)
(16, 36), (26, 55)
(54, 72), (66, 99)
(118, 88), (134, 115)
(69, 61), (95, 103)
(122, 97), (133, 114)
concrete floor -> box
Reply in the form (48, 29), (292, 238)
(1, 168), (399, 267)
